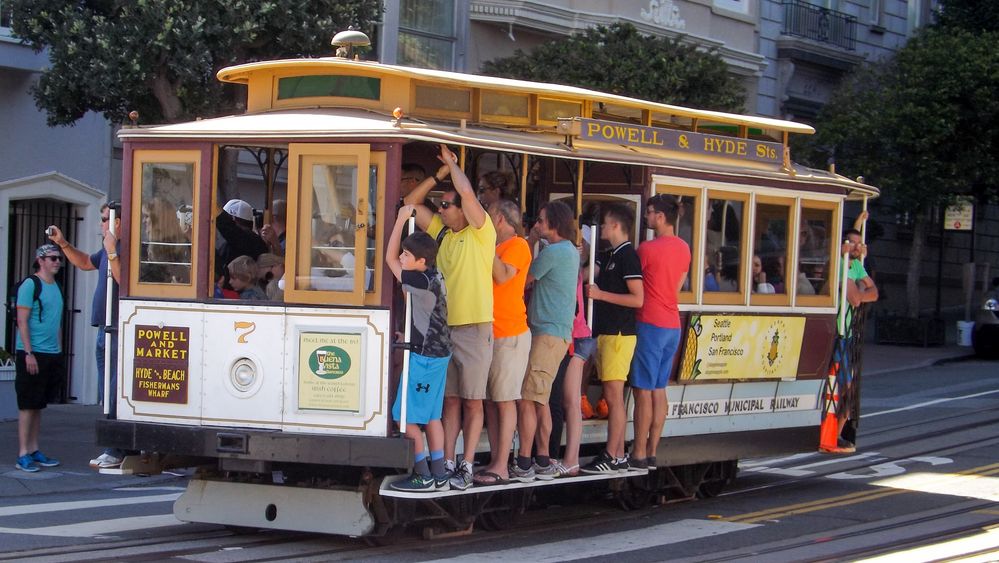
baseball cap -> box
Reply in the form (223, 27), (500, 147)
(36, 243), (61, 258)
(223, 199), (254, 222)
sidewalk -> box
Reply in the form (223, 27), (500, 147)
(0, 404), (182, 499)
(0, 344), (975, 499)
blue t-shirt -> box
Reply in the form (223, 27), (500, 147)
(90, 247), (119, 327)
(527, 239), (578, 340)
(15, 278), (63, 354)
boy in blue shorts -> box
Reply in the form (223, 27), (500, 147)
(387, 205), (453, 491)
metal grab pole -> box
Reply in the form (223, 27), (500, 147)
(399, 215), (416, 433)
(587, 223), (597, 331)
(103, 205), (117, 416)
(860, 196), (869, 265)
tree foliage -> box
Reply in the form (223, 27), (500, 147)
(935, 0), (999, 33)
(798, 26), (999, 316)
(11, 0), (382, 125)
(480, 23), (745, 112)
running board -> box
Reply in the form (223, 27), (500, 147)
(380, 468), (650, 499)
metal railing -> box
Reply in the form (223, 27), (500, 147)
(782, 0), (857, 51)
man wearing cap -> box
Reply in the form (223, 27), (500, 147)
(216, 199), (268, 281)
(13, 245), (65, 472)
(48, 204), (126, 468)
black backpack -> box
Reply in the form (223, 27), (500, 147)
(7, 275), (44, 326)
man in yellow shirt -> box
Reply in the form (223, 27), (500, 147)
(406, 144), (496, 490)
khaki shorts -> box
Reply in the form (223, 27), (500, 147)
(521, 333), (570, 405)
(596, 334), (637, 382)
(445, 322), (494, 400)
(487, 330), (531, 402)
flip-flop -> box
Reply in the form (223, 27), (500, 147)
(473, 470), (509, 485)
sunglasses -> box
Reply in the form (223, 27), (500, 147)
(42, 255), (63, 262)
(440, 200), (460, 210)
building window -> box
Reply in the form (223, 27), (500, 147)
(398, 0), (455, 70)
(1, 1), (13, 31)
(869, 0), (884, 26)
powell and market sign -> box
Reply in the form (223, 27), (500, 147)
(560, 118), (783, 165)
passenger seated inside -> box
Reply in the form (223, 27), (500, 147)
(752, 255), (776, 294)
(227, 255), (267, 300)
(140, 196), (191, 284)
(706, 246), (739, 292)
(256, 253), (285, 301)
(310, 226), (369, 291)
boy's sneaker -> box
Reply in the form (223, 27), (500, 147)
(596, 398), (609, 419)
(509, 463), (536, 483)
(89, 453), (124, 469)
(449, 461), (473, 490)
(30, 450), (60, 468)
(580, 451), (618, 475)
(15, 454), (40, 473)
(433, 473), (451, 491)
(390, 473), (435, 492)
(534, 462), (557, 481)
(580, 395), (595, 420)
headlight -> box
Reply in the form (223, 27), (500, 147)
(985, 298), (999, 312)
(230, 358), (257, 392)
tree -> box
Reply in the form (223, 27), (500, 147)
(798, 27), (999, 317)
(480, 23), (745, 112)
(935, 0), (999, 33)
(11, 0), (382, 126)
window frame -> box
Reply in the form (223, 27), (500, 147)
(702, 189), (751, 306)
(129, 149), (202, 300)
(284, 143), (374, 306)
(794, 198), (840, 309)
(749, 195), (795, 307)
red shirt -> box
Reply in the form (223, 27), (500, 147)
(636, 236), (691, 329)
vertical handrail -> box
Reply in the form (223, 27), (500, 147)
(102, 205), (117, 416)
(398, 214), (416, 433)
(587, 224), (597, 331)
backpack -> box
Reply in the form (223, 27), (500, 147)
(7, 275), (44, 326)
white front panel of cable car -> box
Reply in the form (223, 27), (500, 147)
(117, 300), (390, 437)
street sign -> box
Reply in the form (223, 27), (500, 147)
(944, 197), (974, 231)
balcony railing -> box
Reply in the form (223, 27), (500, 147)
(782, 0), (857, 51)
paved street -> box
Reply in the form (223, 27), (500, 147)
(1, 344), (996, 561)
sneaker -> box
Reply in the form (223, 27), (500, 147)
(534, 462), (557, 481)
(444, 459), (456, 473)
(15, 455), (40, 473)
(390, 473), (435, 492)
(580, 395), (595, 420)
(580, 451), (618, 475)
(645, 456), (658, 470)
(449, 461), (473, 491)
(509, 463), (536, 483)
(30, 450), (60, 468)
(628, 456), (649, 471)
(433, 473), (451, 491)
(596, 398), (609, 419)
(837, 438), (856, 453)
(89, 452), (124, 469)
(616, 456), (631, 473)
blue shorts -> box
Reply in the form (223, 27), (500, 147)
(392, 353), (450, 425)
(630, 322), (681, 390)
(572, 337), (596, 361)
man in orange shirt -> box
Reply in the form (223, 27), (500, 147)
(475, 200), (532, 485)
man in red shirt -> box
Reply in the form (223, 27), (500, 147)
(631, 194), (690, 468)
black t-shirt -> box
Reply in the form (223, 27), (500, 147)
(593, 241), (643, 336)
(401, 268), (451, 358)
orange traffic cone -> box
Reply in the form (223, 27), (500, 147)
(818, 363), (841, 453)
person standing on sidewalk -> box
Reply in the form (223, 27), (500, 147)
(13, 244), (65, 472)
(47, 203), (125, 469)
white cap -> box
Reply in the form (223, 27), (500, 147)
(581, 224), (593, 246)
(223, 199), (253, 222)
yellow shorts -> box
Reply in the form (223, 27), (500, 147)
(596, 334), (637, 382)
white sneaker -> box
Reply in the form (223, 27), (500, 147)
(89, 453), (123, 469)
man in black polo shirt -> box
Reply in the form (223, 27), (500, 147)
(580, 205), (645, 475)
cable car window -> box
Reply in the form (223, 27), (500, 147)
(752, 201), (792, 297)
(798, 206), (834, 297)
(704, 198), (744, 293)
(131, 150), (200, 300)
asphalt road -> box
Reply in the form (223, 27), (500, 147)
(2, 358), (997, 562)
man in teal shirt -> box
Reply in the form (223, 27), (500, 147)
(14, 244), (65, 472)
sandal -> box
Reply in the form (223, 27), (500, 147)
(552, 460), (579, 477)
(473, 470), (509, 486)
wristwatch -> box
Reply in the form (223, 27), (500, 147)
(107, 253), (119, 261)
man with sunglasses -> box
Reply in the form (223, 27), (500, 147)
(13, 245), (65, 472)
(404, 144), (496, 490)
(48, 203), (126, 468)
